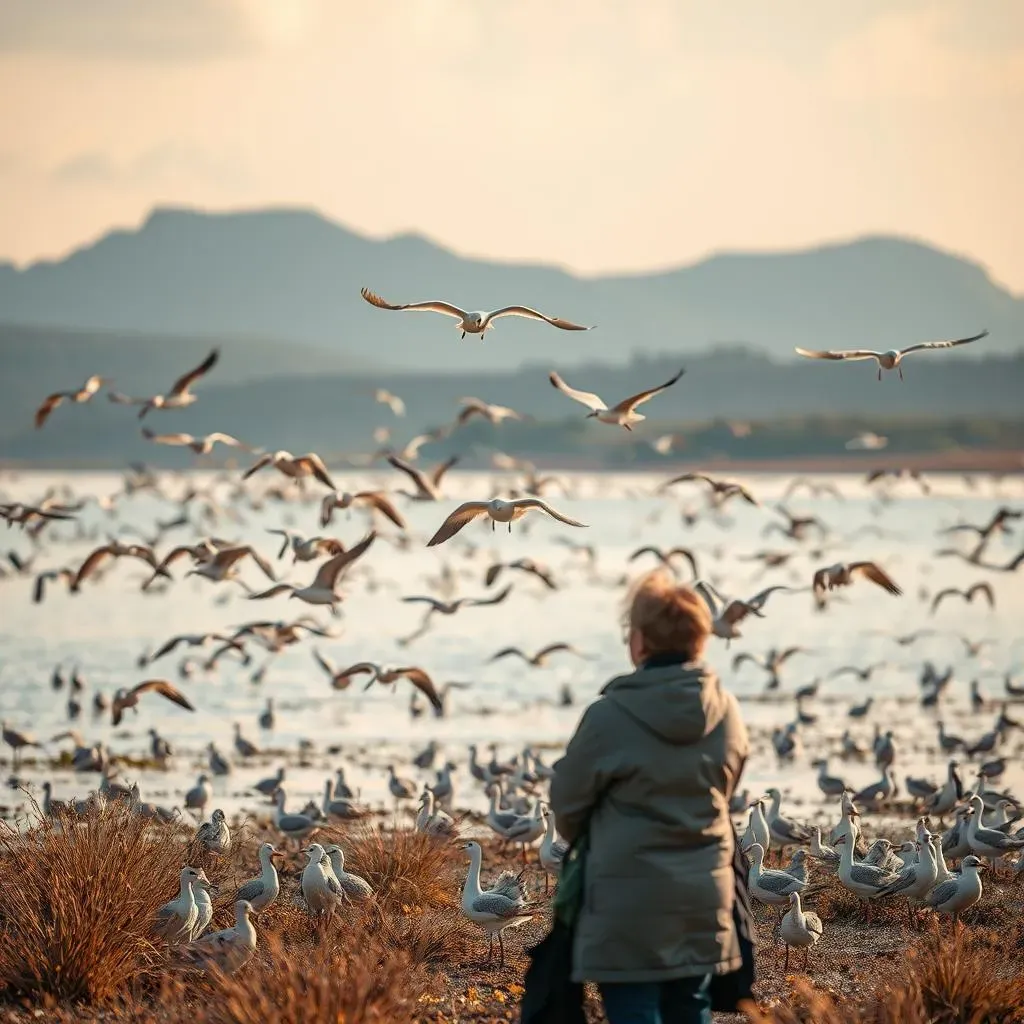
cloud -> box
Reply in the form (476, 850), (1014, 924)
(0, 0), (252, 60)
(52, 143), (248, 188)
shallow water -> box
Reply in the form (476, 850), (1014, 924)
(1, 468), (1022, 824)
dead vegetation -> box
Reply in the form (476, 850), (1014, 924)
(0, 802), (1021, 1024)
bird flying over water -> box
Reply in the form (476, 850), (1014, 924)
(795, 330), (987, 380)
(548, 368), (684, 430)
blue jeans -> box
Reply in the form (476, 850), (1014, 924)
(599, 975), (712, 1024)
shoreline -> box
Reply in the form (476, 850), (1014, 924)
(2, 448), (1022, 475)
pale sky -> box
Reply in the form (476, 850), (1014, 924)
(1, 0), (1023, 290)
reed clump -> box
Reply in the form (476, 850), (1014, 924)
(0, 802), (189, 1004)
(195, 916), (431, 1024)
(339, 825), (460, 910)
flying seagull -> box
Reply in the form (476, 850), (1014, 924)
(361, 287), (592, 338)
(795, 330), (987, 380)
(35, 375), (110, 429)
(108, 349), (219, 417)
(427, 498), (587, 547)
(548, 368), (684, 430)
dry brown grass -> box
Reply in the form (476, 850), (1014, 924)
(337, 824), (461, 910)
(745, 923), (1024, 1024)
(0, 801), (190, 1004)
(193, 913), (434, 1024)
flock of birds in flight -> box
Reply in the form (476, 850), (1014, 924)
(1, 285), (1021, 977)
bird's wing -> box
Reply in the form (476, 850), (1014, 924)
(311, 531), (376, 590)
(213, 546), (255, 570)
(548, 371), (605, 411)
(794, 348), (880, 361)
(426, 503), (490, 547)
(628, 546), (662, 563)
(319, 493), (339, 529)
(776, 646), (804, 665)
(732, 653), (759, 671)
(72, 545), (115, 587)
(511, 498), (588, 528)
(242, 454), (273, 480)
(966, 581), (995, 606)
(489, 647), (525, 663)
(401, 595), (443, 609)
(387, 454), (431, 493)
(360, 287), (466, 319)
(151, 635), (189, 659)
(467, 584), (513, 608)
(694, 580), (723, 615)
(926, 878), (959, 907)
(311, 647), (335, 679)
(248, 584), (296, 601)
(612, 368), (685, 412)
(235, 879), (264, 902)
(430, 455), (460, 488)
(471, 892), (526, 917)
(666, 547), (700, 578)
(205, 433), (246, 448)
(35, 392), (70, 428)
(849, 562), (902, 596)
(359, 492), (406, 529)
(129, 679), (195, 712)
(336, 662), (379, 685)
(299, 453), (336, 490)
(900, 330), (988, 356)
(170, 349), (219, 395)
(487, 306), (592, 331)
(245, 547), (277, 581)
(396, 667), (443, 713)
(747, 585), (792, 609)
(141, 430), (193, 447)
(930, 588), (959, 613)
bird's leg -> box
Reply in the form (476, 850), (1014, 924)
(877, 366), (882, 381)
(486, 934), (493, 966)
(507, 523), (512, 534)
(491, 520), (495, 532)
(898, 366), (904, 381)
(498, 931), (506, 969)
(623, 423), (633, 432)
(783, 944), (790, 973)
(461, 331), (466, 340)
(544, 872), (550, 896)
(907, 899), (914, 930)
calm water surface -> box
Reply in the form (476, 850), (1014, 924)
(1, 469), (1021, 821)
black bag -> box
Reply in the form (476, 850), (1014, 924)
(708, 825), (758, 1012)
(520, 918), (587, 1024)
(521, 822), (593, 1024)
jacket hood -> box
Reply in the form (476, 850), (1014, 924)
(602, 662), (730, 745)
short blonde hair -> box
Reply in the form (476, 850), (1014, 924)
(624, 569), (712, 661)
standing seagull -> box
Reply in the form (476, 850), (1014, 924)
(361, 287), (593, 338)
(795, 330), (987, 380)
(548, 368), (684, 430)
(109, 349), (219, 417)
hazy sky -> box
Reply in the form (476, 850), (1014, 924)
(1, 1), (1022, 289)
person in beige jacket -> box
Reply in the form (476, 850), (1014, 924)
(550, 570), (750, 1024)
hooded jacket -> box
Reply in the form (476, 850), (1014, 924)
(549, 659), (749, 984)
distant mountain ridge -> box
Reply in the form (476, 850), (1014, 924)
(0, 206), (1020, 373)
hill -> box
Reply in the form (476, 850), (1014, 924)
(0, 206), (1020, 373)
